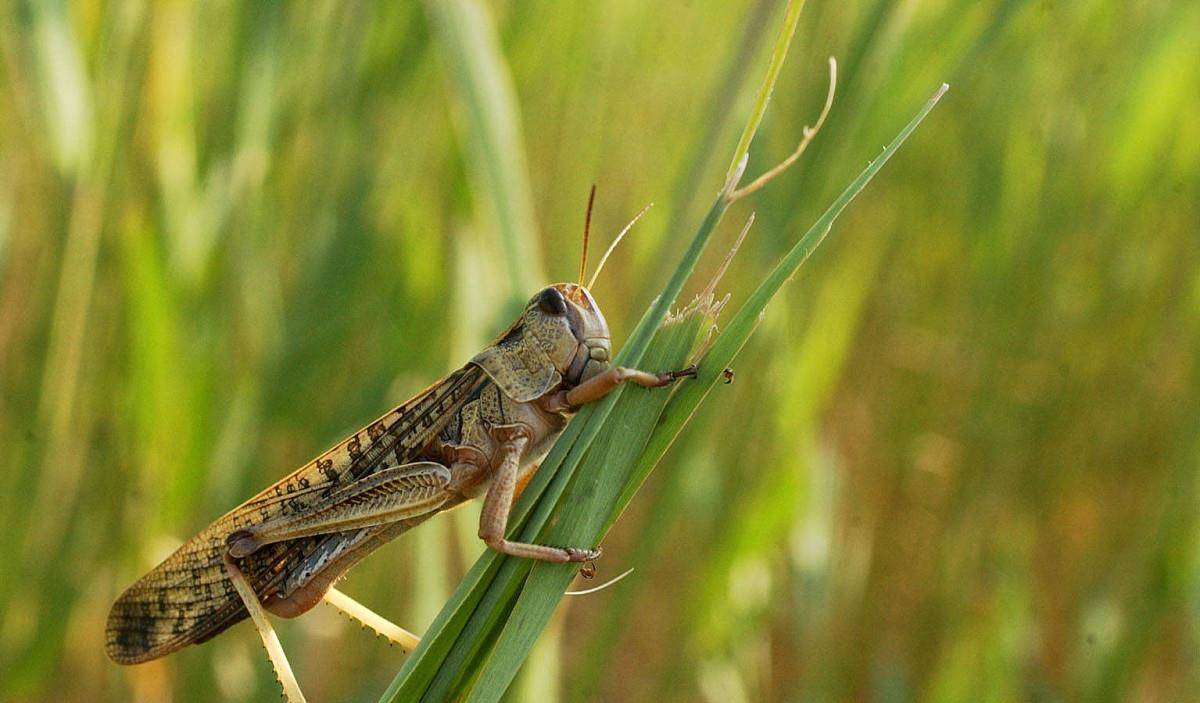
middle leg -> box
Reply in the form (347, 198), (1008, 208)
(478, 433), (599, 563)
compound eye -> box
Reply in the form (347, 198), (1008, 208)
(536, 288), (568, 316)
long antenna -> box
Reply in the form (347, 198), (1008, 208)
(579, 185), (596, 284)
(587, 202), (653, 289)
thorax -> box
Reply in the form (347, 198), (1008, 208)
(431, 381), (567, 498)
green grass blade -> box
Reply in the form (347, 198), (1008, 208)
(615, 82), (951, 525)
(724, 0), (806, 182)
(461, 82), (948, 703)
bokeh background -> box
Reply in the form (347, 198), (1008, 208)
(2, 0), (1198, 701)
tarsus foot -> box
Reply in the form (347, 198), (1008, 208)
(565, 546), (602, 562)
(663, 364), (698, 383)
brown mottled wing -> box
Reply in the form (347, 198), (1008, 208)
(105, 364), (486, 664)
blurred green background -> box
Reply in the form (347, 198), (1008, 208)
(2, 0), (1198, 701)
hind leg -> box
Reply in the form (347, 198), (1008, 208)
(227, 462), (451, 558)
(322, 587), (421, 651)
(222, 553), (306, 703)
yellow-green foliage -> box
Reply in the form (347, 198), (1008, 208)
(0, 1), (1196, 702)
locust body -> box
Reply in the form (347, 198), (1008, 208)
(105, 282), (692, 688)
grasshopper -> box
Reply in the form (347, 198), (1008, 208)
(105, 204), (694, 702)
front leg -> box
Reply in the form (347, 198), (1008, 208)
(563, 364), (697, 408)
(479, 431), (600, 563)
